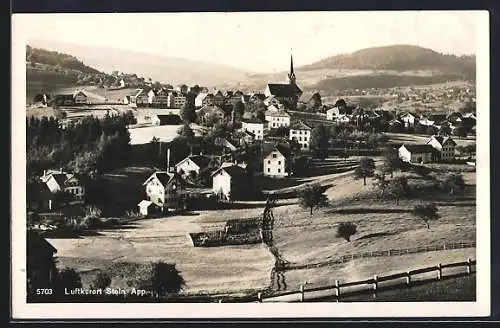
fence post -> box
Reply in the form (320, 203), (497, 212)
(406, 271), (411, 287)
(257, 292), (262, 303)
(467, 258), (472, 274)
(334, 280), (340, 302)
(299, 284), (304, 302)
(372, 275), (378, 298)
(437, 263), (442, 280)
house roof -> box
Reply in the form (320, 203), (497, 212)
(177, 155), (212, 169)
(211, 164), (247, 178)
(154, 114), (182, 125)
(266, 83), (302, 97)
(143, 171), (176, 187)
(241, 118), (265, 124)
(27, 230), (57, 254)
(138, 200), (153, 207)
(263, 143), (291, 159)
(290, 121), (312, 130)
(265, 110), (290, 118)
(401, 144), (436, 154)
(428, 135), (457, 147)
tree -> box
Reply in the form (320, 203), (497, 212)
(412, 203), (439, 229)
(441, 173), (465, 195)
(233, 101), (245, 118)
(336, 222), (357, 242)
(373, 172), (389, 197)
(306, 92), (322, 111)
(386, 176), (409, 205)
(129, 261), (185, 298)
(180, 102), (196, 123)
(440, 125), (452, 136)
(255, 110), (266, 122)
(91, 272), (112, 289)
(298, 183), (329, 215)
(177, 124), (195, 144)
(382, 149), (403, 178)
(355, 157), (375, 186)
(311, 124), (330, 159)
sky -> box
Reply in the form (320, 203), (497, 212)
(14, 11), (481, 73)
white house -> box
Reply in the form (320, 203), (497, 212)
(418, 117), (435, 127)
(425, 135), (457, 162)
(400, 112), (416, 127)
(398, 144), (436, 163)
(241, 119), (267, 140)
(73, 91), (88, 105)
(211, 164), (249, 200)
(175, 155), (212, 177)
(265, 111), (291, 129)
(40, 170), (85, 203)
(195, 93), (209, 108)
(143, 171), (185, 211)
(263, 145), (290, 178)
(168, 91), (187, 109)
(326, 107), (340, 120)
(289, 121), (312, 150)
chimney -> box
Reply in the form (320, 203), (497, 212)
(166, 148), (171, 172)
(43, 170), (46, 177)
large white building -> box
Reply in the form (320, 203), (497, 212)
(398, 144), (435, 163)
(241, 119), (267, 140)
(426, 135), (457, 162)
(289, 121), (312, 150)
(265, 111), (291, 129)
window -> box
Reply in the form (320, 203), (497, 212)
(299, 137), (302, 141)
(268, 160), (271, 164)
(267, 168), (270, 172)
(278, 161), (281, 165)
(273, 154), (277, 158)
(278, 169), (281, 173)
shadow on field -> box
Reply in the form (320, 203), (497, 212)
(326, 208), (411, 215)
(356, 231), (399, 240)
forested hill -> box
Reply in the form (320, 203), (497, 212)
(300, 45), (475, 74)
(27, 45), (101, 75)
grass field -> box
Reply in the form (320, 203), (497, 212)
(47, 163), (476, 298)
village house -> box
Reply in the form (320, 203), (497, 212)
(418, 117), (435, 127)
(212, 90), (226, 107)
(197, 105), (225, 125)
(426, 135), (457, 162)
(135, 88), (156, 107)
(265, 110), (291, 129)
(168, 91), (187, 109)
(289, 121), (312, 150)
(263, 144), (291, 178)
(326, 107), (340, 120)
(53, 94), (75, 106)
(73, 90), (88, 105)
(241, 118), (267, 140)
(123, 94), (137, 106)
(175, 155), (212, 177)
(211, 164), (250, 200)
(152, 88), (170, 107)
(151, 114), (182, 126)
(40, 169), (85, 208)
(32, 93), (51, 106)
(399, 112), (417, 128)
(195, 93), (214, 108)
(398, 144), (436, 163)
(142, 171), (186, 213)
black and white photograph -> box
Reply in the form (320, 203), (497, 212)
(11, 10), (490, 319)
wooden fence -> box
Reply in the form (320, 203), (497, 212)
(252, 258), (476, 303)
(283, 241), (476, 271)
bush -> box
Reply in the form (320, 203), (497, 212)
(54, 267), (82, 296)
(91, 272), (112, 289)
(336, 222), (357, 242)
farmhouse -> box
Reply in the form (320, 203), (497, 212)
(153, 88), (170, 107)
(265, 110), (291, 128)
(73, 91), (88, 105)
(426, 135), (457, 162)
(212, 164), (250, 200)
(143, 171), (186, 212)
(197, 105), (225, 124)
(168, 91), (187, 109)
(418, 117), (435, 127)
(175, 155), (212, 177)
(135, 88), (155, 107)
(398, 144), (436, 163)
(263, 144), (291, 178)
(289, 121), (312, 150)
(263, 55), (302, 109)
(195, 93), (214, 108)
(137, 200), (160, 216)
(152, 114), (182, 126)
(40, 169), (85, 204)
(326, 107), (340, 120)
(399, 112), (417, 127)
(241, 118), (267, 140)
(212, 90), (226, 107)
(54, 94), (75, 106)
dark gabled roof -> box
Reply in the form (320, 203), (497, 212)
(50, 173), (70, 188)
(55, 94), (74, 101)
(187, 155), (212, 169)
(290, 121), (312, 130)
(266, 84), (302, 97)
(147, 171), (175, 187)
(263, 143), (291, 159)
(27, 230), (57, 254)
(429, 114), (447, 122)
(242, 118), (265, 124)
(155, 114), (182, 125)
(401, 144), (436, 153)
(211, 164), (247, 179)
(429, 136), (457, 146)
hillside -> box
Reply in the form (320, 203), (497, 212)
(300, 45), (475, 74)
(28, 39), (253, 88)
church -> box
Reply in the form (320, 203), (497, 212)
(264, 55), (303, 110)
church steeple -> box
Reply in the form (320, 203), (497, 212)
(288, 53), (296, 85)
